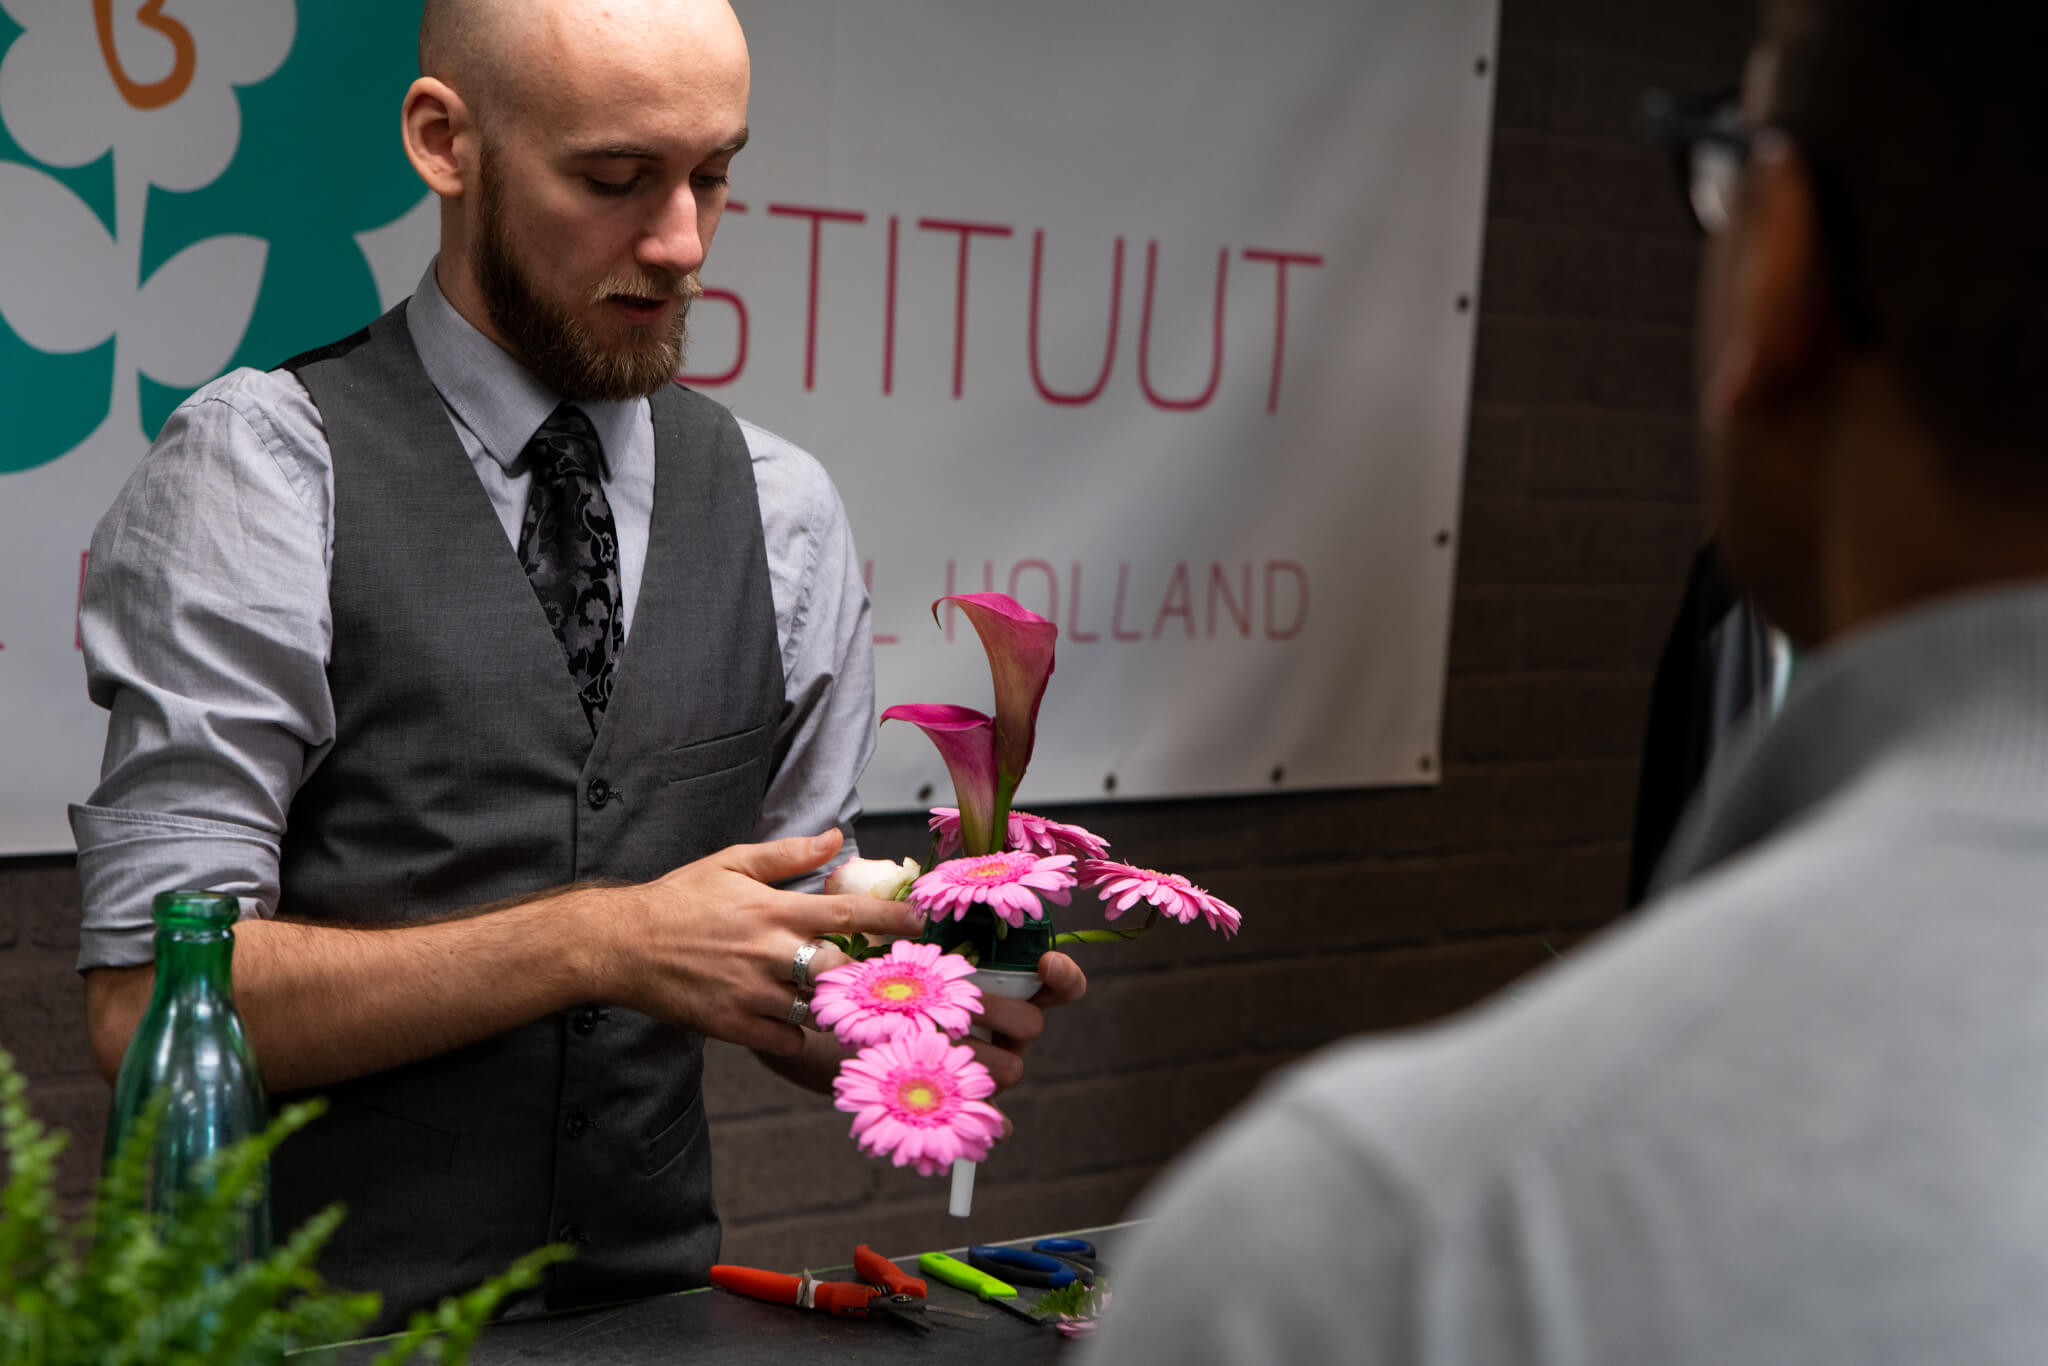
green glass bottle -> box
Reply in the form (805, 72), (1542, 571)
(102, 890), (271, 1262)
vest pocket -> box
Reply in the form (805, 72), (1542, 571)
(639, 1089), (706, 1178)
(662, 722), (772, 786)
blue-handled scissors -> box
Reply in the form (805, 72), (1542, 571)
(1031, 1237), (1107, 1284)
(967, 1244), (1078, 1289)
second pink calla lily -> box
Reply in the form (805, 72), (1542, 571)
(880, 703), (1001, 856)
(936, 593), (1057, 832)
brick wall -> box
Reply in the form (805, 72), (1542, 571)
(0, 0), (1752, 1274)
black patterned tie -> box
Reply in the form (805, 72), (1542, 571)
(517, 403), (623, 733)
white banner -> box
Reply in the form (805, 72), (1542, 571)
(0, 0), (1497, 853)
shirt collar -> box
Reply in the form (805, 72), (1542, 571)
(1651, 582), (2048, 897)
(407, 260), (646, 476)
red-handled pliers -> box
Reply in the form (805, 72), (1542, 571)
(709, 1244), (935, 1333)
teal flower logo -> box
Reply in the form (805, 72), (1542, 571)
(0, 0), (430, 475)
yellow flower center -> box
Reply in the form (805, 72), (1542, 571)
(878, 979), (920, 1002)
(962, 857), (1020, 882)
(899, 1082), (939, 1112)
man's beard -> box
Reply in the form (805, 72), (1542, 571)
(472, 147), (700, 402)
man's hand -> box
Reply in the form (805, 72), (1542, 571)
(603, 829), (926, 1057)
(970, 951), (1089, 1091)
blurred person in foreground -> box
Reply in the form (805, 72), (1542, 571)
(1087, 2), (2048, 1360)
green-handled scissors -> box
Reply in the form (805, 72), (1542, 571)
(917, 1251), (1049, 1327)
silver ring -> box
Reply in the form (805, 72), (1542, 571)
(786, 994), (811, 1027)
(792, 940), (823, 992)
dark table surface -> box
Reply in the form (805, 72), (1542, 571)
(306, 1224), (1131, 1364)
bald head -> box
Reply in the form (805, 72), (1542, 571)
(417, 0), (496, 111)
(404, 0), (750, 400)
(419, 0), (746, 130)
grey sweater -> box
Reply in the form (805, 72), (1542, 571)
(1087, 585), (2048, 1365)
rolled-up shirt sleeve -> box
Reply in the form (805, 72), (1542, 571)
(740, 418), (876, 890)
(70, 370), (335, 971)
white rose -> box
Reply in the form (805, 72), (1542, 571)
(824, 856), (921, 901)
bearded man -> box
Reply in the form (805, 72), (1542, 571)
(69, 0), (1084, 1331)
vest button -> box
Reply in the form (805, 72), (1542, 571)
(586, 778), (612, 809)
(571, 1006), (605, 1035)
(564, 1111), (592, 1140)
(556, 1223), (588, 1245)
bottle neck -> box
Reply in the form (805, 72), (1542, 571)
(152, 926), (235, 998)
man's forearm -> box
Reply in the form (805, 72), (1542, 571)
(83, 833), (927, 1098)
(85, 888), (610, 1094)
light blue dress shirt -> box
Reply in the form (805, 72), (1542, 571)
(70, 265), (874, 970)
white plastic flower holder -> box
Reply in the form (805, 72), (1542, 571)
(949, 965), (1042, 1218)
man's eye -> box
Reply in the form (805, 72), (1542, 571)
(692, 173), (731, 191)
(586, 176), (638, 197)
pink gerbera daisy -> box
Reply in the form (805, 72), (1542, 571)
(911, 851), (1077, 927)
(929, 808), (1111, 861)
(1079, 859), (1243, 938)
(811, 941), (983, 1046)
(833, 1029), (1006, 1175)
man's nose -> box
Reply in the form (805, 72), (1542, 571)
(638, 185), (706, 279)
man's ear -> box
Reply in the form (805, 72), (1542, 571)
(1705, 138), (1834, 421)
(401, 76), (473, 200)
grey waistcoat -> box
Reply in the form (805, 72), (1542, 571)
(271, 303), (784, 1331)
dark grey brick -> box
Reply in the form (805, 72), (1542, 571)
(1524, 410), (1701, 501)
(1519, 586), (1684, 672)
(17, 864), (82, 953)
(1464, 408), (1529, 498)
(1473, 318), (1695, 412)
(1169, 1054), (1298, 1143)
(1443, 673), (1653, 762)
(701, 1039), (810, 1122)
(1531, 417), (1703, 507)
(0, 954), (94, 1079)
(1351, 939), (1565, 1034)
(1498, 1), (1651, 54)
(24, 1075), (108, 1202)
(1486, 132), (1691, 240)
(1196, 860), (1437, 957)
(1036, 1072), (1182, 1172)
(1423, 844), (1632, 936)
(0, 859), (80, 952)
(710, 1108), (883, 1225)
(1448, 587), (1522, 676)
(1458, 497), (1701, 589)
(1482, 222), (1646, 322)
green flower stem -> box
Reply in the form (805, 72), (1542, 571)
(1054, 906), (1162, 946)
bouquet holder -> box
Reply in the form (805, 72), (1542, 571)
(922, 911), (1054, 1216)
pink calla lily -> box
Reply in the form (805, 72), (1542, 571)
(880, 703), (1001, 855)
(935, 594), (1057, 831)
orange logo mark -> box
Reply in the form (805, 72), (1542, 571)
(92, 0), (196, 111)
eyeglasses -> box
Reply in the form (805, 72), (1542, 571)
(1643, 87), (1758, 235)
(1643, 87), (1879, 344)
